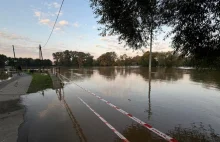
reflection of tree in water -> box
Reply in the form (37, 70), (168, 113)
(135, 67), (184, 81)
(147, 76), (152, 120)
(115, 67), (133, 78)
(168, 123), (220, 142)
(116, 122), (220, 142)
(190, 70), (220, 90)
(97, 67), (117, 80)
(115, 124), (165, 142)
(56, 88), (87, 142)
(63, 68), (94, 81)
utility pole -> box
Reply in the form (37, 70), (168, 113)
(39, 44), (43, 72)
(39, 44), (43, 60)
(12, 45), (16, 70)
(12, 45), (16, 58)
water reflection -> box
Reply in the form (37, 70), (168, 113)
(96, 67), (185, 82)
(97, 67), (117, 80)
(147, 74), (152, 120)
(190, 70), (220, 90)
(168, 123), (220, 142)
(56, 88), (87, 142)
(116, 122), (220, 142)
(18, 88), (87, 142)
(62, 68), (93, 81)
(116, 124), (165, 142)
(135, 68), (184, 82)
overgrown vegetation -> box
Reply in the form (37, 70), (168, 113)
(0, 71), (11, 81)
(27, 73), (53, 93)
(53, 50), (93, 67)
(52, 50), (206, 67)
(0, 54), (52, 67)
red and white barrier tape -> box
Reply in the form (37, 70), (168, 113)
(60, 73), (178, 142)
(77, 97), (129, 142)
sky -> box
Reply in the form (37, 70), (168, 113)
(0, 0), (173, 60)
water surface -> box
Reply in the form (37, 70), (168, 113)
(19, 67), (220, 142)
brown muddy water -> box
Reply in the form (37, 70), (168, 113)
(18, 67), (220, 142)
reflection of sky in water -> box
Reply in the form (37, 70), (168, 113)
(19, 67), (220, 142)
(64, 67), (220, 135)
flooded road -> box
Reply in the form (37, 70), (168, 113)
(18, 67), (220, 142)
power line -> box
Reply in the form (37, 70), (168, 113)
(43, 0), (65, 47)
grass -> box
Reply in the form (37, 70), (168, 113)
(27, 73), (53, 93)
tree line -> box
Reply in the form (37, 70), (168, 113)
(52, 50), (192, 67)
(0, 54), (52, 68)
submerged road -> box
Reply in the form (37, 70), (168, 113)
(0, 74), (32, 142)
(17, 68), (220, 142)
(17, 73), (168, 142)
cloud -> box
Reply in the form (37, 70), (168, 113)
(38, 19), (69, 31)
(55, 27), (61, 31)
(78, 35), (85, 40)
(73, 22), (80, 28)
(33, 8), (68, 32)
(99, 35), (173, 57)
(58, 20), (69, 26)
(52, 2), (60, 8)
(39, 19), (51, 25)
(92, 25), (97, 29)
(55, 11), (63, 16)
(34, 11), (41, 18)
(100, 36), (118, 43)
(0, 31), (30, 41)
(152, 41), (173, 52)
(44, 2), (60, 9)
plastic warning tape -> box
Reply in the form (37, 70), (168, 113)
(77, 97), (129, 142)
(60, 74), (178, 142)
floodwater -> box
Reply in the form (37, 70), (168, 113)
(18, 67), (220, 142)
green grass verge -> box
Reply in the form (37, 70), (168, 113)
(27, 73), (53, 93)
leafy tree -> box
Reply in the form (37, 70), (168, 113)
(63, 50), (71, 66)
(140, 52), (158, 67)
(132, 56), (141, 65)
(52, 51), (94, 67)
(161, 0), (220, 66)
(52, 52), (63, 66)
(2, 56), (52, 67)
(90, 0), (163, 72)
(97, 52), (117, 66)
(0, 54), (7, 67)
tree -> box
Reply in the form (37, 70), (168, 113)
(140, 52), (158, 67)
(97, 52), (117, 66)
(90, 0), (163, 73)
(63, 50), (71, 66)
(52, 52), (63, 66)
(52, 51), (94, 67)
(0, 54), (7, 67)
(161, 0), (220, 67)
